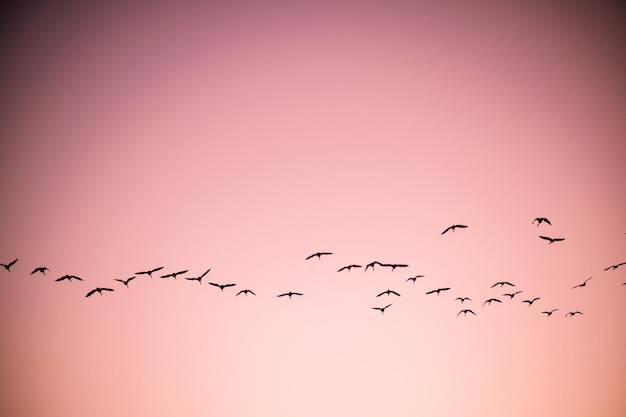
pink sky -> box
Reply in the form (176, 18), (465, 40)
(1, 1), (625, 416)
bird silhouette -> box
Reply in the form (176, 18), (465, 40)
(115, 277), (135, 287)
(483, 298), (502, 307)
(455, 297), (472, 303)
(277, 291), (303, 299)
(491, 281), (515, 288)
(406, 275), (424, 283)
(381, 263), (409, 271)
(55, 274), (83, 282)
(533, 217), (551, 226)
(376, 289), (401, 297)
(372, 304), (392, 314)
(209, 282), (236, 292)
(85, 287), (114, 297)
(604, 262), (625, 271)
(364, 261), (384, 272)
(135, 266), (164, 277)
(425, 287), (450, 296)
(441, 224), (468, 235)
(236, 289), (256, 296)
(542, 309), (559, 317)
(0, 258), (18, 271)
(565, 311), (583, 317)
(160, 270), (188, 280)
(522, 297), (540, 306)
(31, 267), (49, 275)
(457, 309), (476, 316)
(305, 252), (333, 260)
(572, 277), (592, 289)
(185, 268), (211, 284)
(503, 291), (522, 299)
(337, 264), (362, 272)
(539, 235), (565, 244)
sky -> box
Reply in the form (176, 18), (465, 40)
(1, 1), (625, 416)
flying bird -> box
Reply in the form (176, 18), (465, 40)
(441, 224), (468, 235)
(135, 266), (164, 277)
(425, 287), (450, 296)
(55, 274), (83, 282)
(503, 291), (522, 299)
(305, 252), (333, 260)
(455, 297), (472, 303)
(491, 281), (515, 288)
(114, 277), (135, 287)
(31, 267), (49, 275)
(372, 304), (392, 314)
(0, 258), (18, 271)
(337, 264), (362, 272)
(483, 298), (502, 307)
(86, 287), (114, 297)
(457, 309), (476, 316)
(185, 268), (211, 284)
(364, 261), (384, 272)
(539, 235), (565, 244)
(160, 270), (188, 279)
(277, 291), (303, 299)
(209, 282), (236, 292)
(406, 275), (424, 283)
(376, 289), (401, 297)
(533, 217), (551, 226)
(542, 309), (559, 317)
(236, 289), (256, 296)
(565, 311), (583, 317)
(572, 277), (592, 289)
(522, 297), (540, 306)
(381, 263), (409, 271)
(604, 262), (625, 271)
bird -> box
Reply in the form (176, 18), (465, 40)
(503, 291), (522, 299)
(441, 224), (468, 235)
(364, 261), (384, 272)
(491, 281), (515, 288)
(522, 297), (540, 306)
(425, 287), (450, 296)
(55, 274), (83, 282)
(542, 309), (559, 317)
(31, 267), (49, 275)
(160, 270), (188, 279)
(337, 264), (362, 272)
(604, 262), (625, 271)
(457, 309), (476, 316)
(0, 258), (18, 271)
(483, 298), (502, 307)
(209, 282), (236, 292)
(381, 263), (409, 271)
(85, 287), (114, 297)
(135, 266), (164, 277)
(406, 275), (424, 283)
(372, 304), (392, 314)
(114, 277), (135, 287)
(236, 289), (256, 296)
(565, 311), (583, 317)
(455, 297), (472, 303)
(539, 235), (565, 244)
(572, 277), (592, 289)
(376, 289), (401, 297)
(533, 217), (551, 226)
(277, 291), (303, 299)
(305, 252), (333, 260)
(185, 268), (211, 284)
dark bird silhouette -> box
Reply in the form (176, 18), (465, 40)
(135, 266), (164, 277)
(277, 291), (303, 299)
(533, 217), (551, 226)
(522, 297), (540, 306)
(377, 289), (401, 297)
(542, 309), (559, 317)
(337, 264), (362, 272)
(364, 261), (384, 272)
(209, 282), (236, 292)
(406, 275), (424, 283)
(425, 287), (450, 296)
(185, 268), (211, 284)
(539, 235), (565, 244)
(457, 309), (476, 316)
(31, 267), (49, 275)
(455, 297), (472, 303)
(55, 274), (83, 282)
(115, 276), (135, 287)
(572, 277), (592, 289)
(441, 224), (468, 235)
(381, 263), (409, 271)
(305, 252), (333, 260)
(0, 258), (18, 271)
(160, 270), (188, 280)
(604, 262), (625, 271)
(86, 287), (114, 297)
(503, 291), (522, 299)
(491, 281), (515, 288)
(565, 311), (583, 317)
(483, 298), (502, 307)
(236, 289), (256, 296)
(372, 304), (392, 314)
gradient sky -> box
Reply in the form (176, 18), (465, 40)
(1, 1), (625, 416)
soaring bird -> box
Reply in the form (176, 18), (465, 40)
(503, 291), (522, 299)
(533, 217), (551, 226)
(565, 311), (583, 317)
(236, 289), (256, 296)
(0, 258), (18, 271)
(455, 297), (472, 303)
(372, 304), (392, 314)
(209, 282), (236, 292)
(31, 267), (49, 275)
(135, 266), (164, 277)
(160, 270), (188, 279)
(406, 275), (424, 283)
(483, 298), (502, 307)
(337, 264), (362, 272)
(86, 287), (114, 297)
(305, 252), (333, 260)
(115, 277), (135, 287)
(55, 274), (83, 282)
(425, 287), (450, 296)
(491, 281), (515, 288)
(457, 309), (476, 316)
(522, 297), (540, 306)
(185, 268), (211, 284)
(542, 309), (559, 317)
(539, 235), (565, 244)
(377, 289), (401, 297)
(381, 263), (409, 271)
(572, 277), (592, 289)
(277, 291), (303, 299)
(604, 262), (625, 271)
(364, 261), (384, 272)
(441, 224), (468, 235)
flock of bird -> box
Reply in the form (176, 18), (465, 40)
(2, 218), (624, 318)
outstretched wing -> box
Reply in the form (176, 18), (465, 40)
(85, 289), (97, 297)
(539, 235), (552, 242)
(441, 226), (452, 235)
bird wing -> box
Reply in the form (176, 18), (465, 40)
(249, 290), (256, 295)
(384, 304), (392, 309)
(337, 266), (347, 272)
(425, 290), (436, 294)
(544, 218), (552, 225)
(490, 282), (500, 288)
(305, 253), (317, 260)
(539, 236), (552, 241)
(441, 226), (452, 234)
(8, 258), (18, 267)
(224, 284), (236, 288)
(55, 276), (66, 281)
(293, 292), (303, 296)
(103, 288), (114, 292)
(85, 289), (97, 297)
(277, 293), (286, 297)
(390, 290), (401, 296)
(199, 269), (211, 278)
(376, 291), (385, 297)
(553, 238), (564, 242)
(469, 310), (476, 315)
(73, 276), (83, 281)
(456, 225), (468, 228)
(441, 288), (451, 291)
(208, 282), (220, 287)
